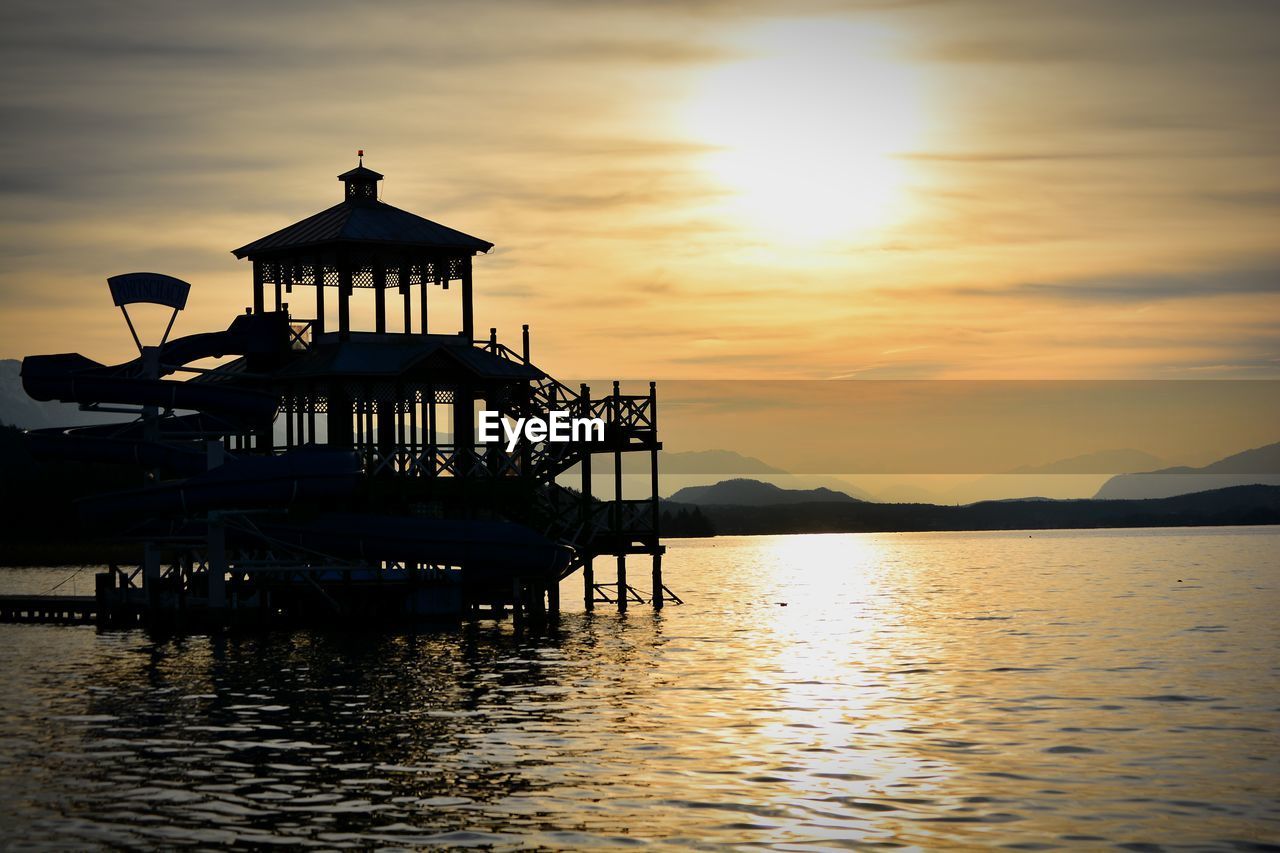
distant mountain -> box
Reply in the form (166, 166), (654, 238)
(668, 478), (864, 506)
(567, 450), (880, 501)
(874, 483), (941, 504)
(670, 484), (1280, 536)
(748, 474), (878, 502)
(0, 358), (118, 430)
(1095, 442), (1280, 500)
(656, 449), (786, 475)
(920, 448), (1166, 505)
(1010, 448), (1164, 475)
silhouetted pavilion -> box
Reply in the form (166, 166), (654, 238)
(221, 159), (670, 616)
(231, 162), (492, 339)
(14, 156), (672, 627)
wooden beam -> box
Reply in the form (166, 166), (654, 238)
(461, 255), (474, 340)
(617, 555), (627, 613)
(374, 266), (386, 334)
(581, 381), (594, 610)
(402, 264), (412, 334)
(420, 259), (429, 335)
(614, 381), (625, 612)
(338, 263), (351, 338)
(252, 261), (265, 315)
(314, 265), (325, 334)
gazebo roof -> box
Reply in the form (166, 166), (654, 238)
(231, 163), (493, 259)
(337, 165), (384, 182)
(231, 202), (494, 259)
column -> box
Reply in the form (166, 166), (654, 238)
(461, 255), (474, 340)
(252, 261), (265, 314)
(338, 263), (351, 338)
(374, 266), (386, 334)
(314, 265), (326, 334)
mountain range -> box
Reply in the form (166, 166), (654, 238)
(665, 484), (1280, 536)
(1094, 442), (1280, 500)
(668, 478), (864, 506)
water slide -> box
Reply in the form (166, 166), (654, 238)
(21, 311), (289, 473)
(22, 311), (287, 418)
(21, 305), (569, 576)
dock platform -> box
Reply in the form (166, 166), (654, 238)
(0, 595), (97, 624)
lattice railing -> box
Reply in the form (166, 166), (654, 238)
(363, 444), (524, 478)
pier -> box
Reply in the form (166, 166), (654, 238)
(0, 595), (97, 625)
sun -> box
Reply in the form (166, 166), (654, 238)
(686, 19), (928, 246)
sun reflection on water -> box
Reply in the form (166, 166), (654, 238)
(1, 528), (1277, 847)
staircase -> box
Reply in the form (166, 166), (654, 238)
(480, 338), (662, 582)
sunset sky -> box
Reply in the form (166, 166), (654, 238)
(1, 0), (1277, 387)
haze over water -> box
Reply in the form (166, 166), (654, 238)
(1, 527), (1277, 849)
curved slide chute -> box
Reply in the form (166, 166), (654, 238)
(19, 312), (290, 471)
(20, 312), (288, 421)
(21, 302), (571, 580)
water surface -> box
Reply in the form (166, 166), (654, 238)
(1, 527), (1277, 849)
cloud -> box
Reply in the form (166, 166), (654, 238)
(958, 267), (1280, 303)
(1, 0), (1278, 383)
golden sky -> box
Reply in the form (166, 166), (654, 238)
(1, 0), (1278, 383)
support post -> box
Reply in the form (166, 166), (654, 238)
(273, 263), (283, 311)
(454, 387), (474, 482)
(427, 383), (437, 451)
(420, 260), (429, 334)
(314, 265), (326, 334)
(207, 513), (227, 611)
(252, 261), (265, 315)
(512, 579), (525, 630)
(522, 324), (530, 363)
(461, 255), (474, 340)
(402, 273), (412, 334)
(613, 381), (626, 612)
(143, 541), (161, 607)
(338, 264), (352, 338)
(328, 393), (352, 449)
(374, 266), (386, 334)
(617, 555), (627, 613)
(650, 380), (662, 609)
(377, 395), (396, 475)
(581, 382), (593, 611)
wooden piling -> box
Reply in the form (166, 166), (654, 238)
(617, 555), (627, 613)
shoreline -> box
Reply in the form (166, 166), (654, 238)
(4, 518), (1276, 566)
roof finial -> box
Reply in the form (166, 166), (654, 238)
(358, 149), (364, 167)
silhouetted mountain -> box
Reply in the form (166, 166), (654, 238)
(874, 483), (942, 503)
(658, 449), (786, 475)
(912, 448), (1167, 505)
(1095, 442), (1280, 500)
(1009, 448), (1163, 475)
(668, 478), (864, 506)
(667, 484), (1280, 536)
(566, 450), (880, 501)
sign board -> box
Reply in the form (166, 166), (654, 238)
(107, 273), (191, 310)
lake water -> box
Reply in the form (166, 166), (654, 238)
(1, 527), (1277, 849)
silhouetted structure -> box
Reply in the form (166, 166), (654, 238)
(14, 159), (674, 627)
